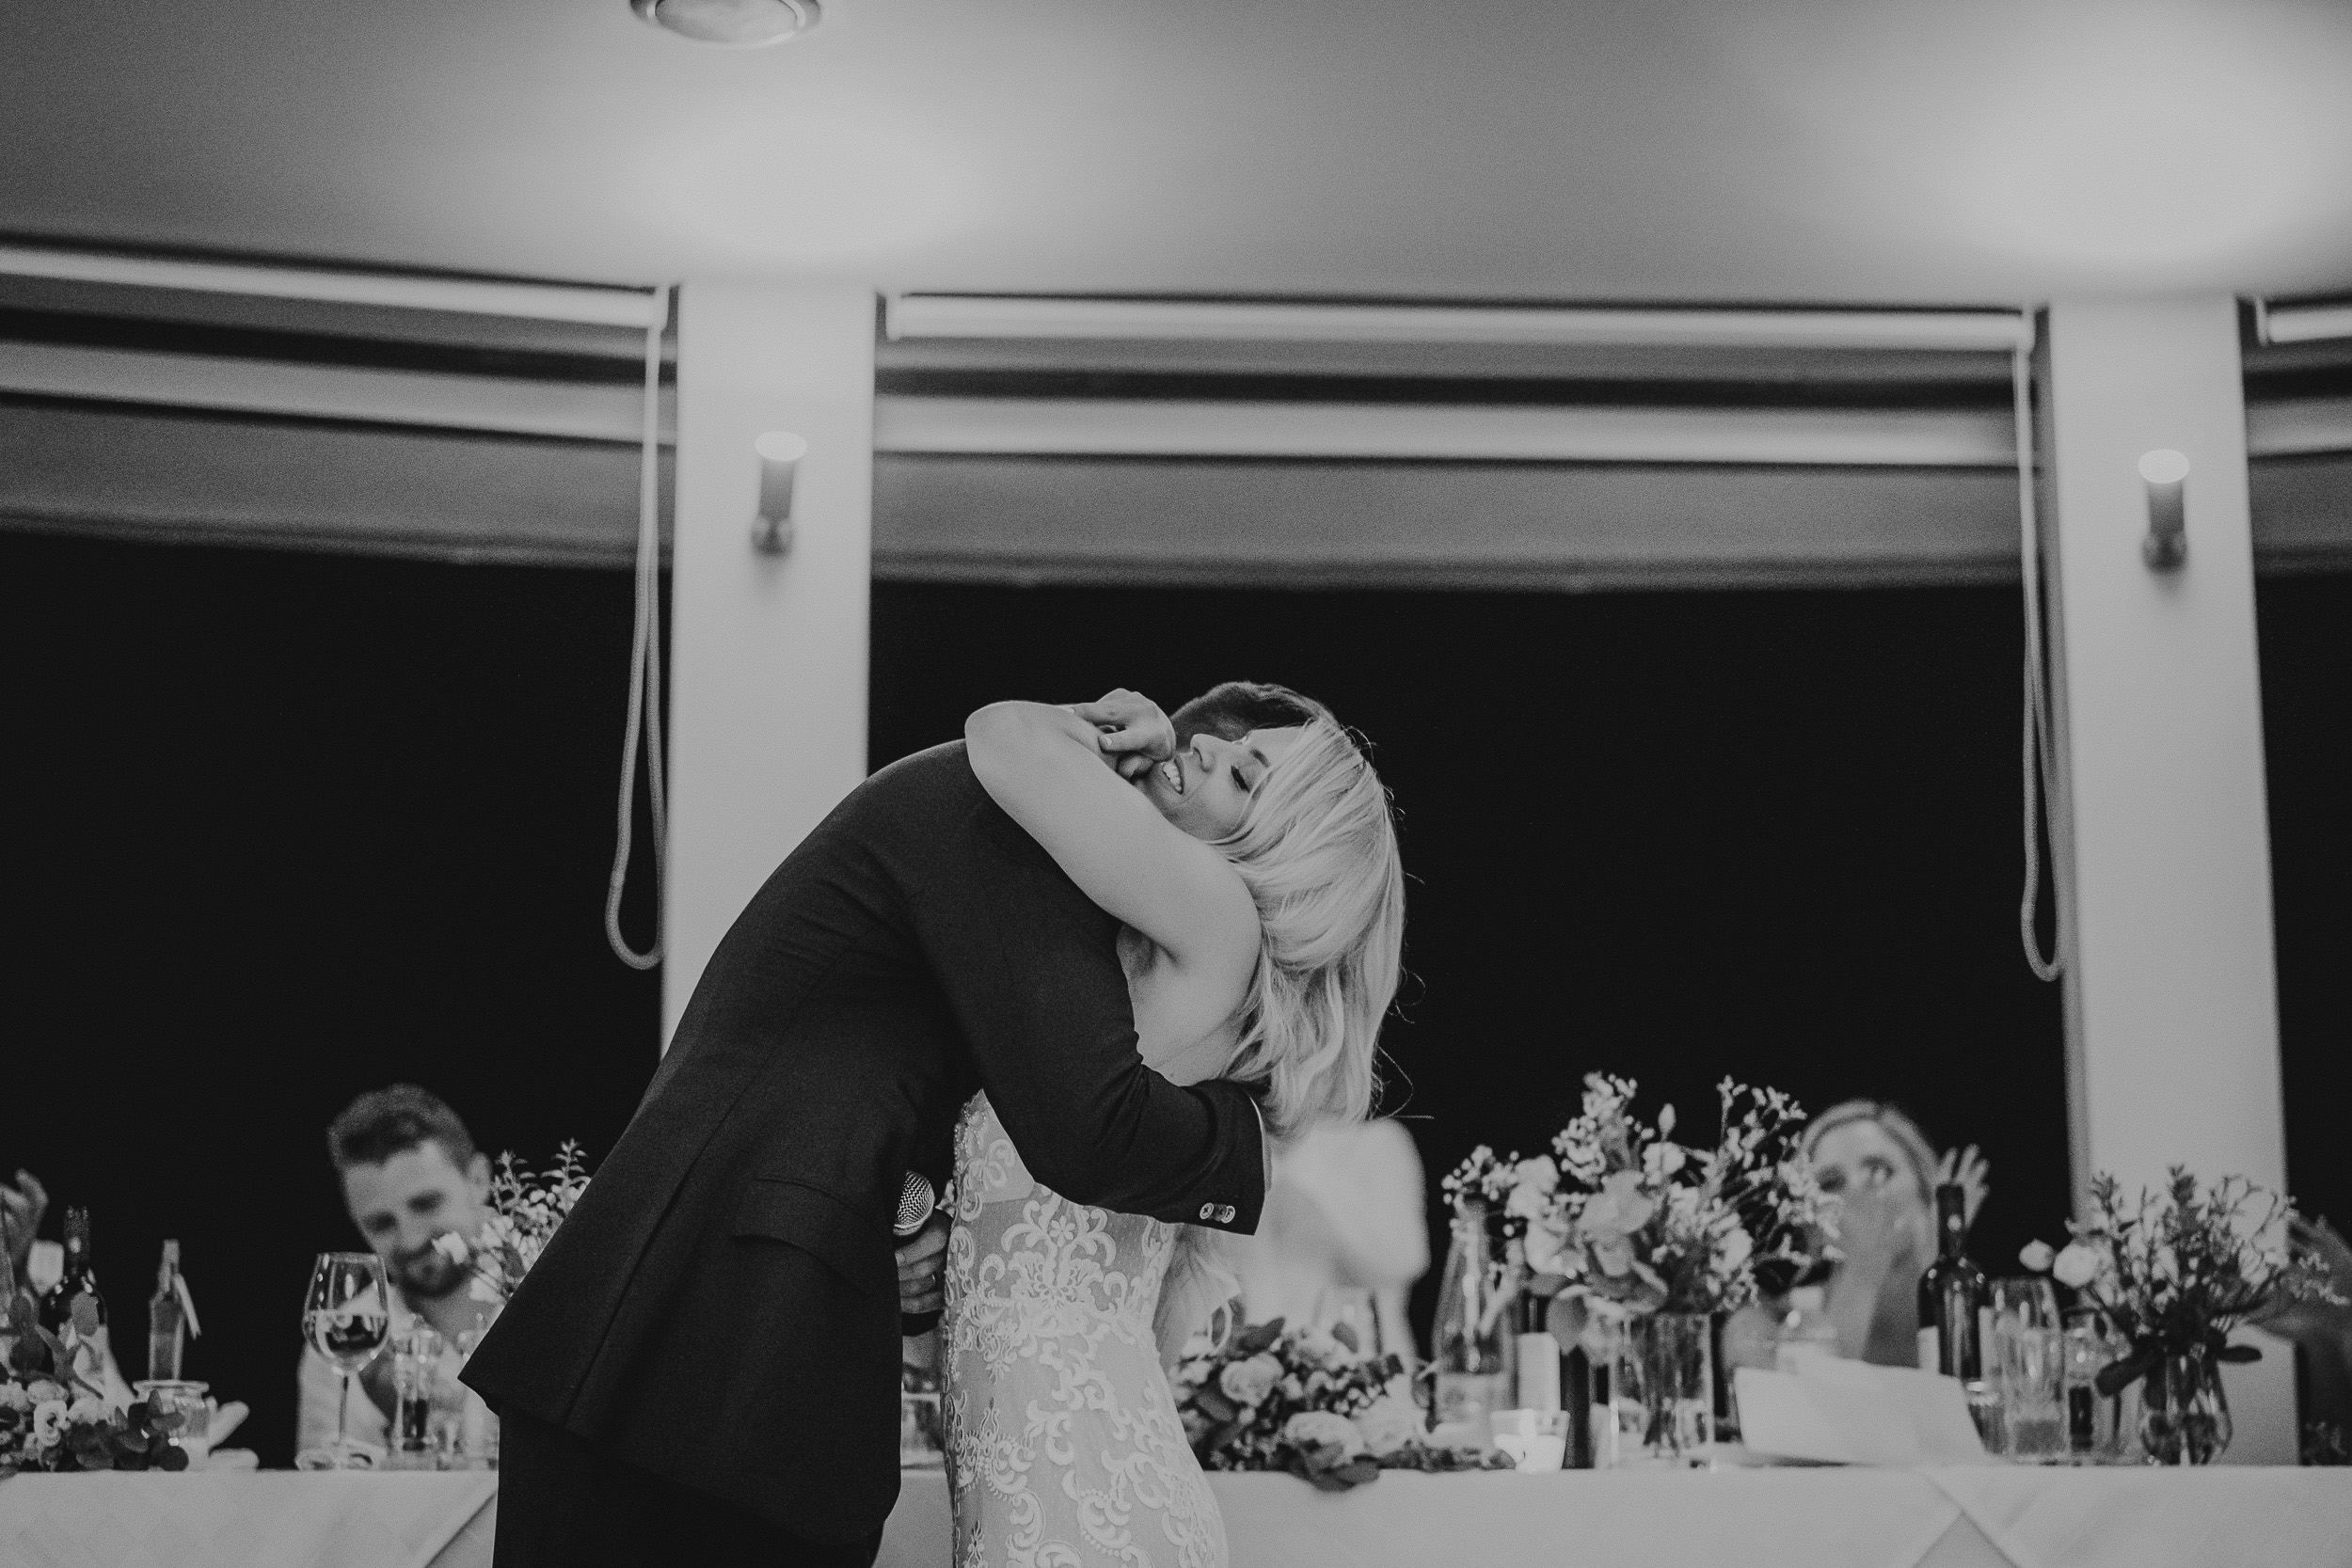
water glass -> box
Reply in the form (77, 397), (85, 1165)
(1491, 1408), (1570, 1470)
(388, 1326), (445, 1469)
(1987, 1276), (2066, 1463)
(2061, 1307), (2134, 1463)
(133, 1380), (212, 1466)
(438, 1326), (500, 1470)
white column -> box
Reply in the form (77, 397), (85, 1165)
(2042, 296), (2293, 1463)
(663, 283), (874, 1041)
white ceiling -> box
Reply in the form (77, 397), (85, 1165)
(8, 0), (2352, 306)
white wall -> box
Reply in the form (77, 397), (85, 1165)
(663, 283), (875, 1041)
(2043, 296), (2294, 1463)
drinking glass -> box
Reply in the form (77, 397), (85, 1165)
(1492, 1408), (1571, 1470)
(295, 1252), (389, 1470)
(132, 1380), (213, 1466)
(1316, 1288), (1382, 1359)
(1987, 1276), (2065, 1462)
(2061, 1307), (2133, 1463)
(387, 1325), (445, 1469)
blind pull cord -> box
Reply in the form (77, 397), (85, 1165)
(2013, 341), (2063, 983)
(607, 284), (674, 971)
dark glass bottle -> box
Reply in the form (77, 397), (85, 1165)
(39, 1207), (109, 1358)
(149, 1239), (186, 1382)
(1915, 1183), (1983, 1379)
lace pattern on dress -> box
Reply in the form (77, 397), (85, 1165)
(944, 1094), (1229, 1568)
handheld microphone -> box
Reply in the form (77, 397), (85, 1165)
(897, 1172), (942, 1335)
(895, 1172), (936, 1238)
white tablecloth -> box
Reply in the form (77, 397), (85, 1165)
(6, 1465), (2349, 1568)
(878, 1466), (2352, 1568)
(0, 1471), (498, 1568)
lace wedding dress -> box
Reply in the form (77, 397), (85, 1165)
(943, 1092), (1230, 1568)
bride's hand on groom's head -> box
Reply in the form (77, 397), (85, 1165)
(1069, 689), (1176, 780)
(896, 1212), (951, 1318)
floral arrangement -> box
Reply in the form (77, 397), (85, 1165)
(1446, 1075), (1830, 1317)
(0, 1292), (191, 1474)
(432, 1140), (592, 1304)
(2022, 1168), (2344, 1396)
(1174, 1319), (1511, 1490)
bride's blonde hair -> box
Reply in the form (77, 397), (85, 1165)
(1154, 695), (1406, 1354)
(1214, 712), (1404, 1136)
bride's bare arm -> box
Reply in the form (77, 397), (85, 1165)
(965, 700), (1258, 987)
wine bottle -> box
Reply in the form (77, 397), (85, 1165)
(1431, 1203), (1510, 1449)
(1915, 1183), (1983, 1380)
(39, 1207), (109, 1367)
(149, 1239), (186, 1383)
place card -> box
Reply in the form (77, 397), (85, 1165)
(1733, 1360), (1993, 1466)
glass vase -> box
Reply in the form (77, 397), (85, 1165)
(1605, 1311), (1714, 1468)
(2139, 1351), (2232, 1465)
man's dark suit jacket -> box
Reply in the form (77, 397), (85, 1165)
(461, 742), (1266, 1546)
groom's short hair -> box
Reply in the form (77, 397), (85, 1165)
(326, 1084), (479, 1173)
(1170, 681), (1324, 744)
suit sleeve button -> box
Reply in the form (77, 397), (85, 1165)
(1198, 1203), (1215, 1221)
(1216, 1204), (1237, 1224)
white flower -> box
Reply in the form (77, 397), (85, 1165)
(24, 1380), (62, 1406)
(1281, 1410), (1366, 1459)
(1354, 1395), (1421, 1457)
(2019, 1240), (2056, 1273)
(432, 1232), (471, 1265)
(1279, 1374), (1306, 1401)
(1581, 1170), (1659, 1243)
(1643, 1142), (1687, 1179)
(1505, 1157), (1560, 1222)
(1525, 1218), (1570, 1276)
(31, 1400), (67, 1448)
(66, 1394), (111, 1426)
(1219, 1354), (1281, 1408)
(1293, 1326), (1346, 1369)
(1717, 1225), (1753, 1273)
(2053, 1242), (2103, 1289)
(0, 1382), (30, 1413)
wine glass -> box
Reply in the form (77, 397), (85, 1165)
(295, 1252), (389, 1470)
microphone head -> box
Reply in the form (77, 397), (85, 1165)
(895, 1172), (936, 1238)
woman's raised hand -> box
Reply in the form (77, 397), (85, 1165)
(1068, 689), (1177, 781)
(1936, 1145), (1991, 1233)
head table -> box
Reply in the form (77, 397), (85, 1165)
(3, 1465), (2350, 1568)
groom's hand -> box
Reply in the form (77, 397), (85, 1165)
(1069, 689), (1175, 781)
(896, 1212), (950, 1321)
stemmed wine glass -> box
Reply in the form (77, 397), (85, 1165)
(295, 1251), (390, 1470)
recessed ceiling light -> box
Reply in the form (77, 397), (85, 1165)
(629, 0), (820, 47)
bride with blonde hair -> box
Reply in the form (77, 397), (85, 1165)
(946, 680), (1406, 1568)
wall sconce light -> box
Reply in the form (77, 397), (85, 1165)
(630, 0), (819, 47)
(753, 431), (808, 555)
(2138, 449), (2188, 571)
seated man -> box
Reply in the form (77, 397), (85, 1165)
(297, 1085), (498, 1459)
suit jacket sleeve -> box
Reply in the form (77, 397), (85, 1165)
(904, 777), (1267, 1236)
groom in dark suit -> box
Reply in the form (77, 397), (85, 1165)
(464, 726), (1272, 1567)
